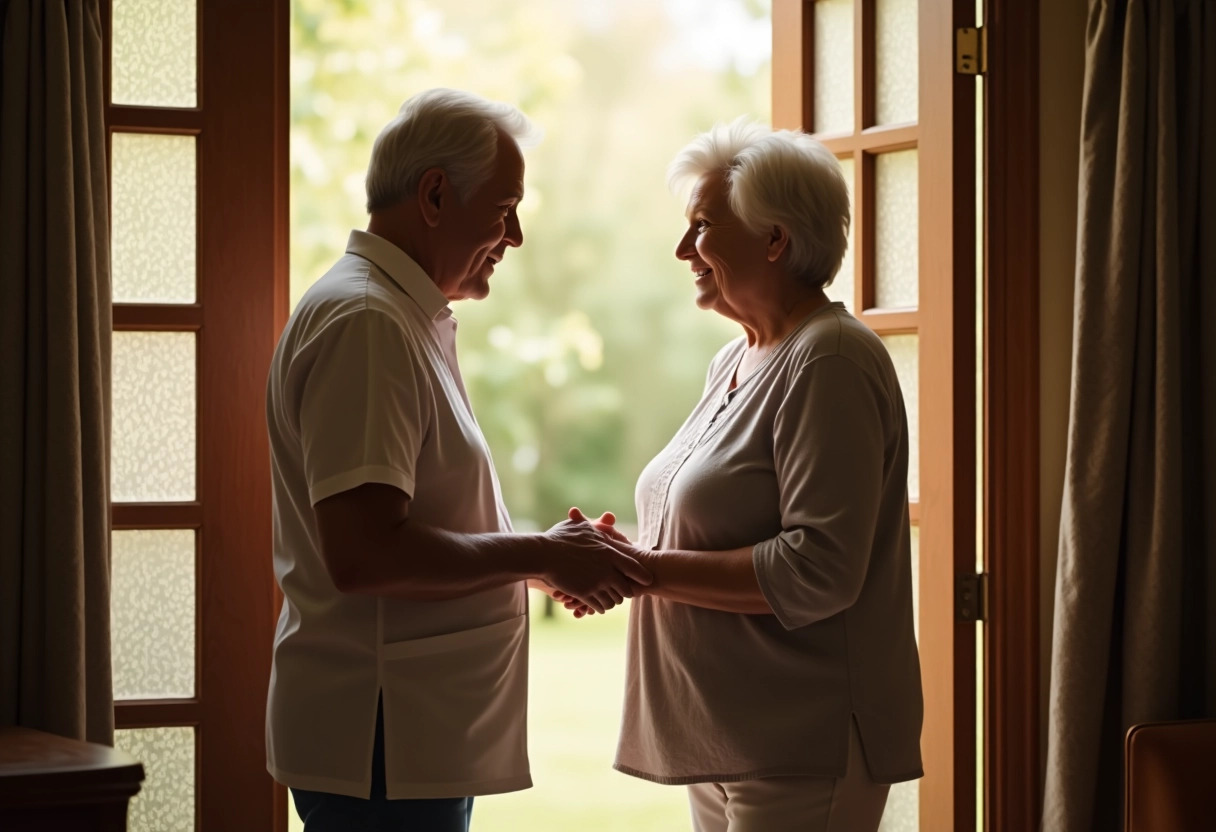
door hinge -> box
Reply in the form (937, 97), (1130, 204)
(955, 572), (988, 621)
(956, 26), (987, 75)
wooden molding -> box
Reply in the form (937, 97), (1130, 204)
(984, 0), (1042, 829)
(197, 1), (289, 830)
(917, 0), (980, 827)
(772, 0), (813, 130)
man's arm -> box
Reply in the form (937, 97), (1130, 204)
(314, 483), (650, 614)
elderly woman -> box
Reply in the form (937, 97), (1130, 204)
(569, 120), (923, 831)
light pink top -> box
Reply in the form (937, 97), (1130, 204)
(265, 231), (530, 799)
(616, 303), (923, 785)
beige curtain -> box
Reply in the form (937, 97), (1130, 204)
(1043, 0), (1216, 830)
(0, 0), (113, 744)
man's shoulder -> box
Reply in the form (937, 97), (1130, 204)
(297, 255), (430, 331)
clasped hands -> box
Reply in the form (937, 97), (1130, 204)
(540, 506), (650, 617)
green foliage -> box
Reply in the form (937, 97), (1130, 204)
(291, 0), (771, 528)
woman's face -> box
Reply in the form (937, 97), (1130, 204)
(675, 171), (774, 320)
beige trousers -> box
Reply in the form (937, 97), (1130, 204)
(687, 721), (891, 832)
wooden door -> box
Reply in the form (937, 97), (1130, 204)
(101, 0), (288, 829)
(772, 1), (979, 828)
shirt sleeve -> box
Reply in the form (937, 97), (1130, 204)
(752, 354), (888, 630)
(297, 309), (431, 506)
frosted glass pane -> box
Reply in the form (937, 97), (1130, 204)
(112, 530), (195, 700)
(875, 150), (919, 308)
(112, 134), (196, 303)
(115, 727), (195, 832)
(825, 156), (855, 309)
(876, 0), (918, 125)
(882, 334), (919, 501)
(111, 0), (197, 107)
(910, 523), (919, 639)
(813, 0), (854, 133)
(879, 778), (919, 832)
(112, 332), (196, 501)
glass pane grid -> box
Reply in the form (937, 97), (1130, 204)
(813, 0), (854, 133)
(111, 530), (196, 700)
(826, 156), (856, 309)
(880, 778), (920, 831)
(875, 0), (919, 125)
(111, 0), (198, 107)
(112, 332), (197, 502)
(875, 150), (919, 308)
(882, 333), (919, 501)
(880, 522), (919, 831)
(111, 133), (197, 303)
(909, 523), (920, 638)
(115, 727), (196, 832)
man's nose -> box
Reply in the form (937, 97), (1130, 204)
(504, 210), (523, 248)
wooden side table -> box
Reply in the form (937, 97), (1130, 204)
(0, 725), (145, 832)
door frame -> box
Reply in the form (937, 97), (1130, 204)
(984, 0), (1041, 829)
(772, 1), (1042, 829)
(101, 0), (290, 829)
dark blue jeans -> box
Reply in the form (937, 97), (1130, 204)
(291, 701), (475, 832)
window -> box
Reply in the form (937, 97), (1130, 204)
(103, 0), (287, 829)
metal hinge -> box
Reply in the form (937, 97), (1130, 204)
(955, 572), (988, 621)
(956, 26), (987, 75)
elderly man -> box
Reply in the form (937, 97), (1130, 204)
(265, 89), (647, 832)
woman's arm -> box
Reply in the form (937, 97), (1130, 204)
(631, 546), (773, 614)
(560, 509), (773, 615)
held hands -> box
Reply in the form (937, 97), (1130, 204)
(550, 508), (646, 618)
(540, 507), (650, 615)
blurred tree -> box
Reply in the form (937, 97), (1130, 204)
(292, 0), (771, 529)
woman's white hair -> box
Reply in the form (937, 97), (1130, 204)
(667, 118), (851, 289)
(365, 88), (542, 213)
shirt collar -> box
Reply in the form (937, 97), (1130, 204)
(345, 230), (451, 322)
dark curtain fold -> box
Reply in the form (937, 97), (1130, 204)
(0, 0), (113, 744)
(1043, 0), (1216, 829)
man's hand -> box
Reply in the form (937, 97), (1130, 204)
(554, 507), (651, 618)
(540, 511), (651, 614)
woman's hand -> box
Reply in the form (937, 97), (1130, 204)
(539, 511), (651, 614)
(560, 507), (651, 617)
(568, 506), (631, 543)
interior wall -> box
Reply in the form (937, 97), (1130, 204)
(1037, 0), (1088, 783)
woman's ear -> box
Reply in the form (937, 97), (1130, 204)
(417, 168), (446, 228)
(767, 225), (791, 262)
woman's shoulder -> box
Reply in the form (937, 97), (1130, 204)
(781, 306), (904, 406)
(786, 304), (882, 362)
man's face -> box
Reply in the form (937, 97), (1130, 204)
(434, 133), (525, 301)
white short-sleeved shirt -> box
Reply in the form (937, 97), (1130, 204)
(265, 230), (530, 799)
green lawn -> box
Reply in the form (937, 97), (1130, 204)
(289, 594), (689, 831)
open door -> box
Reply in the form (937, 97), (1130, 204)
(772, 1), (979, 828)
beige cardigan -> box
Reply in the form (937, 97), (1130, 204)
(616, 303), (923, 785)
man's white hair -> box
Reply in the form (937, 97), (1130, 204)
(365, 88), (542, 213)
(667, 118), (851, 289)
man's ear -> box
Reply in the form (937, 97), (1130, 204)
(767, 225), (791, 262)
(417, 168), (446, 228)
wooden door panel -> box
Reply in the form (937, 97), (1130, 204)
(773, 1), (978, 828)
(102, 0), (288, 829)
